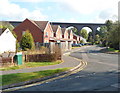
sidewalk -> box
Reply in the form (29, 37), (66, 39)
(1, 47), (82, 75)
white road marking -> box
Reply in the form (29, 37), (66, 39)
(90, 53), (98, 55)
(92, 61), (118, 67)
(111, 83), (120, 88)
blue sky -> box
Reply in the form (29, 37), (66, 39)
(0, 0), (119, 23)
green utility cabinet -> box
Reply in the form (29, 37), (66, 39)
(14, 52), (22, 65)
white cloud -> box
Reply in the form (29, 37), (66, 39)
(10, 0), (43, 3)
(0, 0), (47, 21)
(52, 18), (79, 23)
(58, 0), (118, 22)
(1, 0), (119, 22)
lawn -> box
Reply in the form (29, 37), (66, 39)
(1, 68), (71, 86)
(0, 60), (63, 71)
(107, 48), (120, 52)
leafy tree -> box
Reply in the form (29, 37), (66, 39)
(99, 26), (108, 46)
(99, 20), (119, 49)
(20, 30), (35, 51)
(70, 27), (79, 35)
(105, 20), (113, 32)
(80, 40), (84, 43)
(87, 32), (92, 42)
(108, 21), (120, 49)
(95, 34), (100, 44)
(80, 29), (88, 40)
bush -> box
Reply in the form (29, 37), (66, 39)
(20, 30), (35, 51)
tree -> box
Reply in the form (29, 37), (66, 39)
(105, 20), (113, 32)
(70, 27), (79, 35)
(95, 34), (100, 44)
(107, 21), (120, 49)
(87, 32), (92, 42)
(20, 30), (35, 51)
(99, 26), (108, 46)
(80, 29), (88, 40)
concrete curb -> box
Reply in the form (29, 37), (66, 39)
(2, 48), (87, 92)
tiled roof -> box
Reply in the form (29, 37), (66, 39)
(27, 19), (49, 31)
(51, 25), (59, 33)
(61, 28), (66, 35)
(68, 29), (72, 35)
(34, 21), (49, 31)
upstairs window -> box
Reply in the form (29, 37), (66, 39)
(45, 32), (48, 37)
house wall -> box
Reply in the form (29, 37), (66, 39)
(77, 36), (80, 43)
(0, 29), (16, 54)
(13, 19), (43, 43)
(70, 31), (73, 40)
(63, 30), (69, 50)
(56, 27), (62, 39)
(73, 35), (77, 44)
(44, 23), (53, 43)
(64, 30), (68, 39)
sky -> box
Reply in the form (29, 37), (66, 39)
(0, 0), (119, 24)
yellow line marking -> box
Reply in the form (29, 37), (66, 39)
(3, 50), (88, 92)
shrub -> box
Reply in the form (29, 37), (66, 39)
(20, 30), (35, 51)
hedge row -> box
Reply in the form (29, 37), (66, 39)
(25, 53), (61, 62)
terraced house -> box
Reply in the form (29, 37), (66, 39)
(13, 18), (54, 47)
(13, 18), (81, 51)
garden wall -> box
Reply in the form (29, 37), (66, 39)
(25, 53), (61, 62)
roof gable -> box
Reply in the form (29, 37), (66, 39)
(34, 21), (49, 31)
(24, 18), (49, 31)
(61, 28), (66, 35)
(51, 25), (59, 33)
(68, 29), (73, 36)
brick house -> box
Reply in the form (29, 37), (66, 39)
(13, 18), (54, 48)
(68, 29), (76, 49)
(50, 25), (63, 51)
(61, 28), (70, 51)
(73, 33), (80, 44)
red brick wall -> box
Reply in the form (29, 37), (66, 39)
(13, 19), (43, 43)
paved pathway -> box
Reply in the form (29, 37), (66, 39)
(0, 47), (83, 75)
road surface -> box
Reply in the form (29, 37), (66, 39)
(10, 45), (119, 92)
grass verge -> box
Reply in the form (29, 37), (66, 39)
(100, 47), (120, 53)
(107, 48), (119, 52)
(1, 67), (71, 86)
(0, 60), (63, 71)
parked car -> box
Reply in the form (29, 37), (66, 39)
(77, 43), (82, 47)
(80, 43), (84, 46)
(72, 43), (81, 47)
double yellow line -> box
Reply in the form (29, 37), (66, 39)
(3, 52), (87, 92)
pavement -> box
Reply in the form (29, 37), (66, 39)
(1, 46), (87, 91)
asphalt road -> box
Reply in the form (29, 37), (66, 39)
(11, 45), (119, 92)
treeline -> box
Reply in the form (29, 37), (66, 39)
(98, 20), (120, 50)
